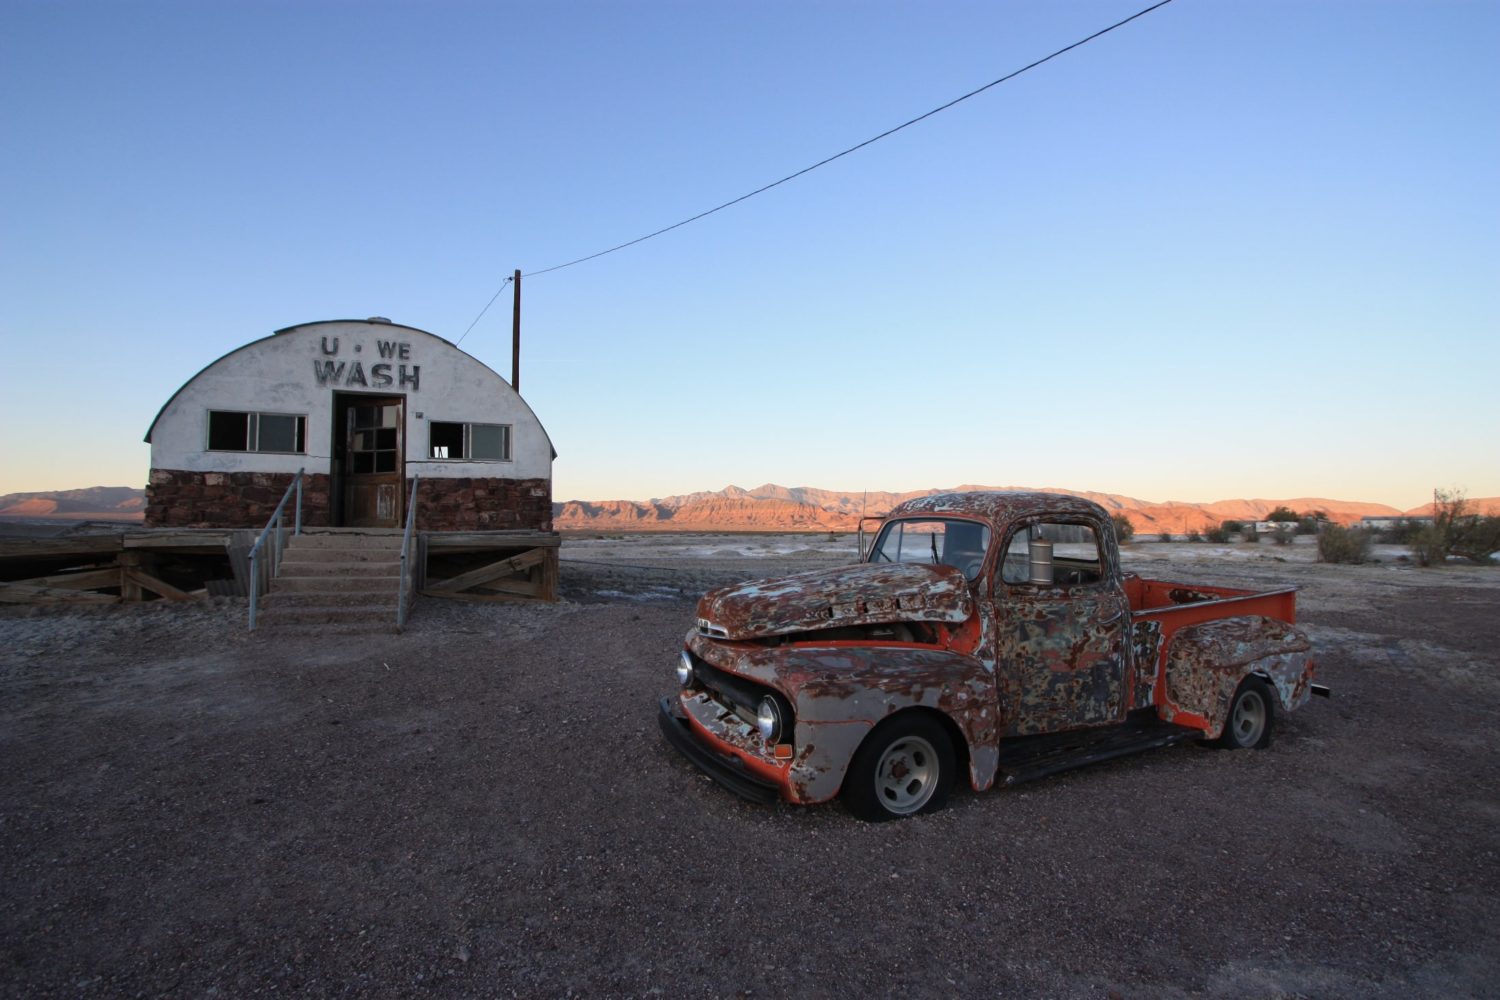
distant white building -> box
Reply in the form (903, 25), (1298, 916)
(1359, 515), (1432, 531)
(144, 318), (555, 531)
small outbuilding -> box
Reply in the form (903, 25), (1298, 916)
(144, 318), (555, 532)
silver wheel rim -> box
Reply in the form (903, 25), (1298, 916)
(874, 735), (940, 815)
(1231, 689), (1266, 746)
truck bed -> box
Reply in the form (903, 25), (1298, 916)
(1122, 574), (1298, 626)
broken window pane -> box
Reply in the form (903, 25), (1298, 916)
(207, 411), (249, 451)
(430, 422), (464, 459)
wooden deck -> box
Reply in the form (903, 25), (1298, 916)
(0, 526), (560, 606)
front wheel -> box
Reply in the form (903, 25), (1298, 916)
(1214, 676), (1275, 750)
(842, 715), (956, 822)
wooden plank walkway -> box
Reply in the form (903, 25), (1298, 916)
(0, 526), (561, 606)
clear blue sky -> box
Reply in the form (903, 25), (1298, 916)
(2, 0), (1495, 510)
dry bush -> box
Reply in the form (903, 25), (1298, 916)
(1319, 523), (1372, 564)
(1413, 490), (1500, 566)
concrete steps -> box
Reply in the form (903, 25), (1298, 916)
(257, 531), (410, 631)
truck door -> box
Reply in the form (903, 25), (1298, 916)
(993, 518), (1130, 737)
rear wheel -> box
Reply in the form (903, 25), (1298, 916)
(842, 715), (956, 822)
(1215, 676), (1275, 749)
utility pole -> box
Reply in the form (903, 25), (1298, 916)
(511, 268), (522, 393)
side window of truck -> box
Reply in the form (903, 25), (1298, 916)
(1000, 521), (1104, 588)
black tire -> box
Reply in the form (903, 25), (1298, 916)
(1214, 676), (1276, 750)
(842, 714), (956, 822)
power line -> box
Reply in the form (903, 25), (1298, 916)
(460, 0), (1174, 333)
(455, 275), (513, 347)
(525, 0), (1174, 278)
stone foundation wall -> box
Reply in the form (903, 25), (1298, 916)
(146, 469), (334, 528)
(145, 469), (552, 532)
(416, 476), (552, 532)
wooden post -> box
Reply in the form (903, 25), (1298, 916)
(511, 268), (521, 393)
(540, 547), (559, 601)
(119, 551), (143, 602)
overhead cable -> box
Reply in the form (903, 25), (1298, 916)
(524, 0), (1174, 278)
(456, 275), (513, 347)
(459, 0), (1174, 334)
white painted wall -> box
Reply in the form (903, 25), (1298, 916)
(146, 320), (554, 480)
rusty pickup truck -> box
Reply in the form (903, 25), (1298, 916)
(658, 491), (1327, 820)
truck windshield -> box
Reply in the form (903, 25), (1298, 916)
(868, 518), (991, 581)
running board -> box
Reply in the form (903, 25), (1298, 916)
(997, 718), (1204, 787)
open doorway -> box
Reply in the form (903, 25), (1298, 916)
(331, 393), (405, 527)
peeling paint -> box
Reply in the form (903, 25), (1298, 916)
(696, 562), (972, 641)
(1162, 616), (1315, 735)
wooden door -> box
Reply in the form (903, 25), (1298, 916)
(342, 398), (403, 527)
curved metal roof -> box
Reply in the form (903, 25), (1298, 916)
(143, 319), (556, 460)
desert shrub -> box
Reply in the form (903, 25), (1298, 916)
(1318, 523), (1372, 564)
(1296, 517), (1321, 535)
(1222, 520), (1243, 534)
(1205, 526), (1230, 544)
(1158, 530), (1173, 543)
(1111, 514), (1135, 543)
(1410, 524), (1447, 567)
(1242, 529), (1260, 544)
(1412, 490), (1500, 566)
(1272, 525), (1295, 546)
(1454, 517), (1500, 564)
(1186, 528), (1204, 543)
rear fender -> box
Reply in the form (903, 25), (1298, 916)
(690, 635), (1001, 800)
(1161, 616), (1315, 738)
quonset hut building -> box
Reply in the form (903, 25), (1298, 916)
(144, 318), (555, 533)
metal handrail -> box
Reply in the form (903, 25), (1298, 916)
(247, 468), (305, 631)
(396, 475), (421, 632)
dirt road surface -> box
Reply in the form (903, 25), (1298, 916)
(2, 536), (1497, 998)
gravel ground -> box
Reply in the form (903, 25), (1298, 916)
(2, 536), (1498, 998)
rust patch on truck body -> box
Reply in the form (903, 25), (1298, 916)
(684, 633), (1001, 800)
(1162, 616), (1315, 735)
(695, 562), (971, 642)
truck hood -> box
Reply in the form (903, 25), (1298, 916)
(695, 562), (973, 641)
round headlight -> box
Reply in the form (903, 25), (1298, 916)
(675, 652), (695, 688)
(756, 695), (786, 742)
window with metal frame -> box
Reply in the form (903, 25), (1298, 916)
(207, 410), (307, 454)
(428, 421), (511, 461)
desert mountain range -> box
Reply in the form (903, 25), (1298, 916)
(0, 487), (147, 520)
(4, 484), (1495, 533)
(555, 484), (1500, 534)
